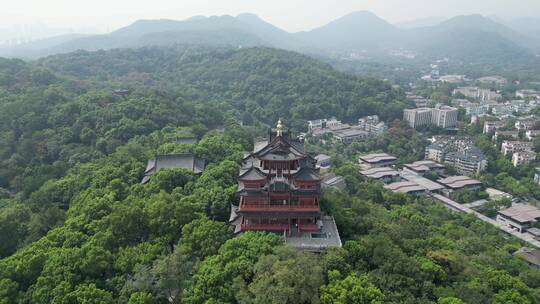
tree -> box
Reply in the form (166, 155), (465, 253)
(178, 217), (232, 259)
(130, 250), (195, 303)
(320, 271), (384, 304)
(234, 246), (324, 304)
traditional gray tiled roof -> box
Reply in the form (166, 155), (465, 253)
(238, 167), (267, 181)
(294, 167), (321, 181)
(437, 176), (482, 189)
(141, 154), (205, 183)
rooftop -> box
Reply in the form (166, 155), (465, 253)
(404, 160), (445, 172)
(437, 176), (482, 189)
(513, 247), (540, 267)
(359, 153), (397, 164)
(384, 181), (426, 194)
(360, 167), (400, 179)
(283, 216), (342, 252)
(499, 204), (540, 223)
(400, 170), (445, 191)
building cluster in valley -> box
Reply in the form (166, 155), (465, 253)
(357, 150), (540, 247)
(307, 115), (387, 144)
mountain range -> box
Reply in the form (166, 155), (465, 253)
(1, 11), (539, 62)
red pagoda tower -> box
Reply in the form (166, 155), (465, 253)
(230, 120), (341, 250)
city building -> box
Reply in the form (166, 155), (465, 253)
(357, 115), (387, 136)
(360, 167), (400, 183)
(478, 75), (507, 85)
(483, 120), (506, 134)
(431, 105), (458, 128)
(314, 154), (332, 169)
(425, 136), (488, 174)
(526, 130), (540, 141)
(307, 117), (342, 131)
(493, 130), (520, 141)
(501, 141), (534, 156)
(308, 116), (386, 144)
(321, 173), (346, 191)
(513, 247), (540, 270)
(437, 176), (483, 192)
(453, 87), (502, 101)
(229, 120), (341, 251)
(403, 108), (433, 129)
(516, 89), (540, 100)
(403, 160), (445, 176)
(403, 106), (458, 129)
(491, 104), (515, 116)
(512, 151), (537, 167)
(515, 117), (538, 131)
(141, 154), (205, 184)
(359, 153), (397, 169)
(332, 127), (370, 144)
(384, 181), (426, 195)
(497, 204), (540, 233)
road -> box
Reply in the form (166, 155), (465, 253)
(429, 193), (540, 248)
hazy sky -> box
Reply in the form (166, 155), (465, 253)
(2, 0), (538, 32)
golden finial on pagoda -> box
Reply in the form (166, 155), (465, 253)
(276, 119), (283, 136)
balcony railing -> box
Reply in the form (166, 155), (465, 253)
(299, 224), (320, 232)
(240, 203), (320, 212)
(241, 223), (290, 231)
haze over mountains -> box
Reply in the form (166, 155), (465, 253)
(1, 11), (539, 62)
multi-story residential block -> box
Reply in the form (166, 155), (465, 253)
(453, 87), (502, 101)
(512, 151), (537, 167)
(358, 115), (387, 136)
(501, 141), (535, 156)
(526, 130), (540, 141)
(493, 130), (520, 141)
(483, 120), (506, 134)
(425, 136), (488, 174)
(515, 117), (538, 131)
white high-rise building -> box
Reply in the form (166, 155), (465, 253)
(431, 106), (458, 128)
(403, 108), (433, 129)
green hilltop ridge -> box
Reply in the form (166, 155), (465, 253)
(0, 46), (539, 303)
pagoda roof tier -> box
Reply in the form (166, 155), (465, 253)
(238, 166), (267, 181)
(253, 135), (306, 161)
(293, 167), (321, 181)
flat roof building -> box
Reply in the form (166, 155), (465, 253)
(403, 160), (445, 176)
(360, 167), (400, 183)
(513, 247), (540, 270)
(359, 153), (397, 169)
(501, 141), (534, 156)
(384, 181), (426, 195)
(437, 176), (483, 191)
(512, 151), (537, 167)
(314, 154), (332, 168)
(497, 204), (540, 233)
(403, 108), (433, 129)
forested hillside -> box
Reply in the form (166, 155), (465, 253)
(0, 47), (538, 303)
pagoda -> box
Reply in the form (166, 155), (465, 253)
(230, 120), (341, 250)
